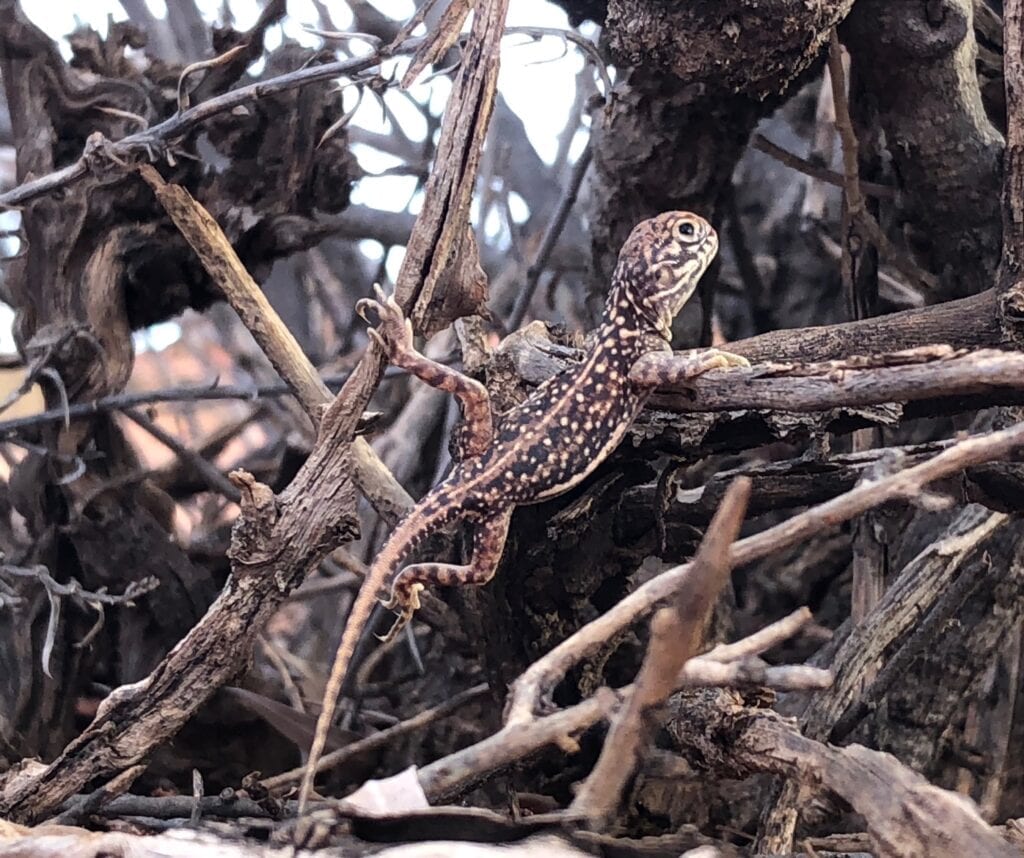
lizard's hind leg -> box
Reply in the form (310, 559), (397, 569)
(380, 507), (514, 642)
(357, 284), (493, 457)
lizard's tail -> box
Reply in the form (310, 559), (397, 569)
(297, 494), (462, 812)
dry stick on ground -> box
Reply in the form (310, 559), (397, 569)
(504, 416), (1024, 726)
(570, 478), (751, 826)
(418, 609), (828, 802)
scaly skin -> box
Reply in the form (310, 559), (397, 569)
(298, 211), (749, 810)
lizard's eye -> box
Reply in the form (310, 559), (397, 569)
(675, 221), (697, 241)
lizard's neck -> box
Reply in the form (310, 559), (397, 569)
(592, 284), (672, 365)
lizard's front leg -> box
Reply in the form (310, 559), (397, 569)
(379, 507), (513, 642)
(357, 284), (493, 457)
(628, 348), (750, 388)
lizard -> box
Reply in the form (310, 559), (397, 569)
(298, 210), (750, 810)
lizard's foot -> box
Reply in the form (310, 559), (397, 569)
(696, 348), (750, 371)
(377, 581), (423, 643)
(355, 283), (415, 362)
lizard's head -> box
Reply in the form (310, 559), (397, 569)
(610, 211), (718, 341)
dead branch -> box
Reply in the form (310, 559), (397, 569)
(0, 365), (437, 438)
(418, 608), (824, 802)
(570, 478), (750, 826)
(664, 691), (1019, 858)
(652, 347), (1024, 412)
(623, 437), (975, 526)
(121, 406), (239, 501)
(725, 288), (1009, 363)
(140, 163), (416, 528)
(751, 133), (895, 199)
(140, 166), (332, 425)
(507, 141), (592, 330)
(0, 37), (425, 210)
(505, 416), (1024, 726)
(756, 504), (1018, 847)
(827, 30), (938, 294)
(510, 340), (1024, 415)
(841, 0), (1003, 301)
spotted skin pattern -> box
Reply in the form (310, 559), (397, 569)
(299, 211), (749, 809)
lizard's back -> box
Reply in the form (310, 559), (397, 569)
(435, 338), (648, 515)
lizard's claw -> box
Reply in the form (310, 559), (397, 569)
(365, 327), (388, 351)
(377, 582), (423, 643)
(357, 283), (415, 360)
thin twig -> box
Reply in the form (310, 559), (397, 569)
(258, 636), (306, 713)
(176, 44), (250, 112)
(702, 607), (813, 663)
(419, 608), (822, 802)
(262, 683), (488, 790)
(504, 27), (613, 106)
(0, 564), (160, 606)
(0, 364), (446, 438)
(679, 658), (830, 690)
(751, 134), (895, 199)
(0, 564), (160, 678)
(0, 39), (425, 209)
(508, 141), (592, 330)
(121, 407), (239, 501)
(826, 31), (939, 293)
(725, 187), (771, 332)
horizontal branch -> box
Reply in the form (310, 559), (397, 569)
(0, 363), (439, 437)
(725, 288), (1008, 363)
(644, 347), (1024, 413)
